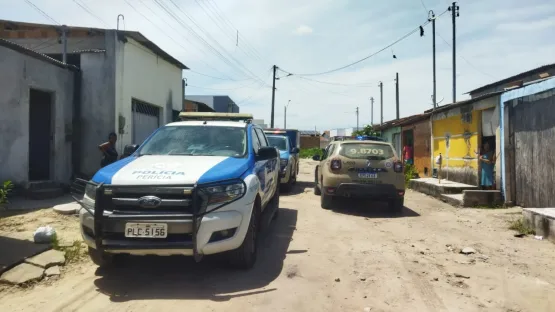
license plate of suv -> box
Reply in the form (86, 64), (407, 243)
(125, 223), (168, 238)
(358, 173), (378, 179)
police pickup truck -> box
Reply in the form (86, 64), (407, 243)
(74, 112), (280, 270)
(264, 129), (300, 192)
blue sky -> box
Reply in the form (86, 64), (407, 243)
(2, 0), (554, 131)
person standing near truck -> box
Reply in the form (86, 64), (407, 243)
(98, 132), (119, 168)
(403, 143), (413, 165)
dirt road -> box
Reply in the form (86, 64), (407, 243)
(1, 159), (555, 312)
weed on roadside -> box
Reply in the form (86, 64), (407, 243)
(51, 237), (86, 264)
(300, 148), (322, 159)
(508, 218), (535, 235)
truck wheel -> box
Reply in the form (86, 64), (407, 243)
(228, 203), (259, 270)
(390, 197), (404, 214)
(282, 173), (294, 193)
(321, 193), (333, 209)
(272, 184), (280, 220)
(88, 247), (114, 267)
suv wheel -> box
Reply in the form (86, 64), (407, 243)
(228, 202), (259, 269)
(88, 247), (115, 267)
(271, 184), (280, 220)
(390, 196), (404, 214)
(321, 192), (333, 209)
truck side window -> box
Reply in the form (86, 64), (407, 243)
(322, 145), (332, 160)
(254, 128), (268, 147)
(252, 128), (261, 152)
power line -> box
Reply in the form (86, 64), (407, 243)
(24, 0), (60, 25)
(280, 9), (449, 77)
(294, 75), (383, 88)
(72, 0), (110, 27)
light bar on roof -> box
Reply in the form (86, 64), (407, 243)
(179, 112), (253, 121)
(263, 128), (286, 134)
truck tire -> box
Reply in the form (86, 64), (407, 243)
(271, 183), (280, 220)
(228, 202), (259, 270)
(314, 184), (321, 195)
(88, 247), (114, 267)
(390, 196), (404, 214)
(321, 193), (333, 209)
(282, 169), (294, 193)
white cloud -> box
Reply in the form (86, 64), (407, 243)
(293, 25), (313, 35)
(1, 0), (554, 131)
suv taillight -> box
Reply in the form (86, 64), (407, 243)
(394, 161), (403, 173)
(330, 159), (342, 170)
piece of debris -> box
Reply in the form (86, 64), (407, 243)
(460, 247), (476, 255)
(45, 266), (61, 276)
(33, 226), (57, 244)
(432, 277), (439, 281)
(335, 278), (341, 282)
(454, 273), (470, 279)
(514, 233), (526, 238)
(25, 249), (65, 268)
(0, 263), (44, 285)
(53, 202), (80, 215)
(363, 307), (372, 312)
(360, 277), (366, 281)
(534, 235), (543, 240)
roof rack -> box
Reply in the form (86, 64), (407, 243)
(179, 112), (253, 122)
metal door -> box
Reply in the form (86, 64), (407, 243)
(132, 100), (160, 145)
(28, 89), (53, 181)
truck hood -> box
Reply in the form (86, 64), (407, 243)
(92, 155), (251, 186)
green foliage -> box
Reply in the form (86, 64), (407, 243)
(0, 180), (14, 204)
(300, 148), (323, 159)
(404, 164), (419, 186)
(352, 125), (380, 137)
(508, 218), (535, 235)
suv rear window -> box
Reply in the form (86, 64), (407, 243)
(339, 143), (395, 160)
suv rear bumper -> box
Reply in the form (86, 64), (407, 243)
(326, 183), (404, 199)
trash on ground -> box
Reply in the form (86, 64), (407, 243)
(33, 226), (57, 244)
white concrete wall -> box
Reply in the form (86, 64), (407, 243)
(115, 37), (183, 151)
(0, 45), (75, 185)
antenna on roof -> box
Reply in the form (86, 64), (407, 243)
(117, 14), (125, 31)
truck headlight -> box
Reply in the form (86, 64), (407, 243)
(199, 181), (246, 210)
(84, 183), (96, 201)
(280, 159), (288, 167)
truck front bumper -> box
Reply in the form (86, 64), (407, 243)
(76, 180), (253, 259)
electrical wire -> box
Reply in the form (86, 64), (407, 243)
(72, 0), (110, 27)
(24, 0), (60, 25)
(280, 9), (449, 77)
(294, 75), (383, 88)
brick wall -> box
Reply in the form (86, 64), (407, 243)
(300, 136), (320, 149)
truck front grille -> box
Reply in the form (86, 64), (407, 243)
(104, 186), (195, 215)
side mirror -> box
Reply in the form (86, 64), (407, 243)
(123, 144), (139, 157)
(291, 147), (299, 154)
(256, 146), (278, 161)
(312, 155), (321, 161)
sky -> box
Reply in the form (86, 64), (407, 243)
(2, 0), (554, 131)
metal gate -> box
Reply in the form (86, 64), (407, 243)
(132, 99), (160, 145)
(508, 88), (555, 207)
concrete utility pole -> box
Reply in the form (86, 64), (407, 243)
(395, 72), (400, 119)
(379, 81), (384, 125)
(370, 97), (374, 126)
(284, 99), (291, 128)
(428, 11), (437, 108)
(356, 107), (359, 131)
(182, 78), (187, 111)
(61, 25), (68, 64)
(271, 65), (277, 128)
(449, 2), (460, 103)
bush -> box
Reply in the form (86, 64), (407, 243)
(0, 180), (14, 204)
(300, 148), (323, 159)
(404, 164), (419, 186)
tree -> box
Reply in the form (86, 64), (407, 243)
(352, 124), (380, 137)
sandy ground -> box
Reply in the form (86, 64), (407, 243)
(1, 159), (555, 312)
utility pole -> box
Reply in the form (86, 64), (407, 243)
(395, 72), (400, 119)
(428, 11), (437, 108)
(379, 81), (383, 125)
(370, 97), (374, 126)
(449, 2), (460, 103)
(271, 65), (277, 128)
(182, 78), (187, 111)
(356, 107), (359, 131)
(61, 25), (68, 64)
(284, 99), (291, 128)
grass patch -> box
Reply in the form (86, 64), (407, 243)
(300, 147), (323, 159)
(51, 237), (86, 264)
(508, 218), (535, 235)
(404, 164), (419, 187)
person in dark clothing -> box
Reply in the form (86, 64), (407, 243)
(99, 132), (119, 168)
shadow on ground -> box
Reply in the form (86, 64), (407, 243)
(1, 195), (74, 218)
(93, 208), (298, 302)
(331, 198), (420, 218)
(280, 181), (314, 196)
(0, 236), (50, 274)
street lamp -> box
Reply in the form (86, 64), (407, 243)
(284, 99), (291, 128)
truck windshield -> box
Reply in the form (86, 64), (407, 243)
(137, 126), (247, 157)
(267, 136), (288, 151)
(339, 143), (395, 160)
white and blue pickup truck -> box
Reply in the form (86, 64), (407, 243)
(74, 112), (280, 270)
(264, 129), (300, 192)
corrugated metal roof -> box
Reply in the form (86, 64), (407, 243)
(300, 130), (321, 136)
(466, 63), (555, 95)
(423, 91), (503, 114)
(71, 48), (106, 53)
(0, 38), (79, 71)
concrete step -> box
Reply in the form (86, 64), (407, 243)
(409, 178), (478, 197)
(25, 180), (61, 191)
(462, 190), (503, 207)
(523, 208), (555, 244)
(440, 194), (463, 207)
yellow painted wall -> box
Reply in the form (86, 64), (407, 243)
(432, 110), (480, 168)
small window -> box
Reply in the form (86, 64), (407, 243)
(254, 128), (268, 147)
(252, 128), (261, 152)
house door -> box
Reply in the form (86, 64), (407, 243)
(28, 89), (53, 181)
(132, 99), (160, 145)
(508, 89), (555, 207)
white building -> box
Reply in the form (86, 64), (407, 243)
(1, 20), (188, 178)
